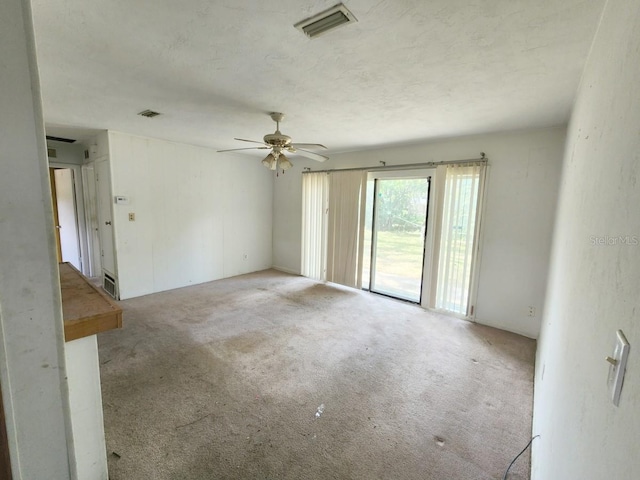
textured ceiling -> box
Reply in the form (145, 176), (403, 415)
(32, 0), (604, 153)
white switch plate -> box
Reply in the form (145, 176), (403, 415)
(607, 330), (630, 406)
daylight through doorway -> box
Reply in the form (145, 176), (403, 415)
(364, 177), (430, 303)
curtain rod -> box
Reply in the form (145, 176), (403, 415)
(302, 154), (487, 174)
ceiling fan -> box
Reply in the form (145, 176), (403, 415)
(217, 112), (328, 171)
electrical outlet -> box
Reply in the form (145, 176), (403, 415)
(527, 306), (536, 317)
(128, 212), (135, 221)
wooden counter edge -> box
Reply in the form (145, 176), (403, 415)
(60, 263), (123, 342)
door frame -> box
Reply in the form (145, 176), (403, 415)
(365, 168), (436, 304)
(49, 162), (90, 276)
(94, 156), (118, 279)
(48, 168), (63, 263)
(81, 162), (102, 277)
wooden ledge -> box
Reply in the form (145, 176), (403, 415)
(59, 263), (122, 342)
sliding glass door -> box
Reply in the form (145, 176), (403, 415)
(366, 177), (430, 302)
(301, 162), (486, 317)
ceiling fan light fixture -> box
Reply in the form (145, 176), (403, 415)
(262, 153), (277, 170)
(219, 112), (329, 167)
(279, 154), (293, 171)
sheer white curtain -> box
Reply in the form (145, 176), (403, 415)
(325, 170), (368, 288)
(301, 170), (367, 288)
(301, 172), (328, 281)
(434, 163), (485, 316)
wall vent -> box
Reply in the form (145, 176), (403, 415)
(84, 149), (90, 159)
(47, 148), (57, 158)
(138, 109), (162, 118)
(46, 135), (76, 143)
(103, 272), (118, 299)
(295, 3), (357, 39)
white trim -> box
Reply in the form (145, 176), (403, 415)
(272, 266), (300, 275)
(50, 162), (89, 276)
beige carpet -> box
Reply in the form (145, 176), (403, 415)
(98, 270), (535, 480)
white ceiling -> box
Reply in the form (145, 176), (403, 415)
(32, 0), (604, 153)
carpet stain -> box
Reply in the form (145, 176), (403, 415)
(223, 331), (269, 354)
(127, 340), (142, 358)
(99, 269), (535, 480)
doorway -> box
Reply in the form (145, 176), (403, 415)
(364, 176), (431, 303)
(49, 167), (82, 270)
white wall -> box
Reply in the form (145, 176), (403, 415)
(66, 336), (108, 480)
(108, 131), (273, 299)
(47, 140), (85, 165)
(84, 131), (110, 162)
(532, 0), (640, 478)
(0, 0), (72, 477)
(273, 127), (565, 337)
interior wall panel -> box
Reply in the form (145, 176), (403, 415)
(108, 131), (273, 299)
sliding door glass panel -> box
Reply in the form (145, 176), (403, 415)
(369, 178), (430, 302)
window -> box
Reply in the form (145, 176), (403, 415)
(433, 163), (485, 316)
(302, 161), (486, 319)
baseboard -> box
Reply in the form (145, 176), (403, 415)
(475, 317), (539, 340)
(271, 266), (301, 275)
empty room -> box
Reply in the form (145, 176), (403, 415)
(1, 0), (639, 479)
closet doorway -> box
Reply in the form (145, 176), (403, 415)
(49, 167), (82, 270)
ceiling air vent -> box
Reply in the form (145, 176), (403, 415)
(138, 109), (162, 118)
(46, 135), (76, 143)
(295, 3), (357, 39)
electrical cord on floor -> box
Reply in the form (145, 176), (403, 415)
(502, 435), (540, 480)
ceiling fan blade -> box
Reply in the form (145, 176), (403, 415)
(290, 143), (327, 150)
(290, 148), (329, 162)
(217, 147), (270, 153)
(234, 138), (268, 145)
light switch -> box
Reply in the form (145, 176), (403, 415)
(607, 330), (630, 406)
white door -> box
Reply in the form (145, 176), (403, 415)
(53, 168), (82, 270)
(95, 159), (116, 276)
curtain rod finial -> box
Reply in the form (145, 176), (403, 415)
(480, 152), (486, 159)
